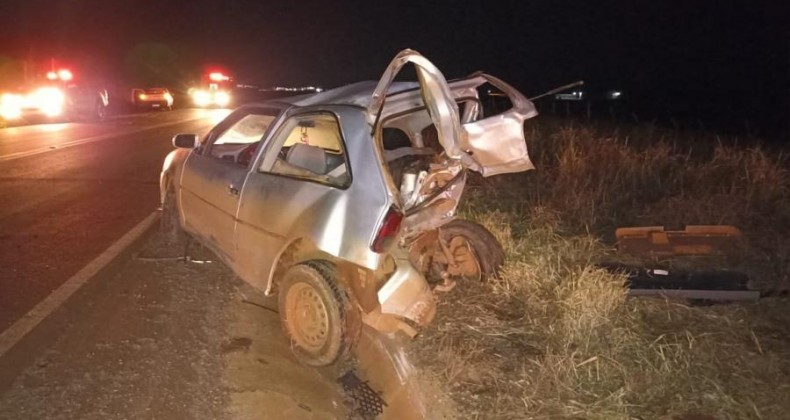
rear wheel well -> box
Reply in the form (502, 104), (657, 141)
(269, 239), (338, 294)
(268, 240), (379, 315)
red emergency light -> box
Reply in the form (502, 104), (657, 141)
(209, 72), (229, 82)
(46, 69), (74, 81)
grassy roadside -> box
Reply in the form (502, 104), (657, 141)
(411, 119), (790, 419)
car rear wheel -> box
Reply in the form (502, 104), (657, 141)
(434, 219), (505, 281)
(278, 260), (359, 366)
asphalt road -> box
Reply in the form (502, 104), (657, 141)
(0, 109), (228, 331)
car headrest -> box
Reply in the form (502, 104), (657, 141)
(285, 143), (327, 175)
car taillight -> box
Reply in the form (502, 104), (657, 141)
(371, 207), (403, 253)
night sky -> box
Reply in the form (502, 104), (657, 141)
(0, 0), (787, 138)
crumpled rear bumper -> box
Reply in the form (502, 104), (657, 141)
(376, 250), (436, 327)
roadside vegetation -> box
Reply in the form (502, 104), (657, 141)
(412, 118), (790, 419)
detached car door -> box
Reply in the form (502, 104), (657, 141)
(371, 49), (538, 177)
(180, 107), (280, 260)
(451, 73), (538, 176)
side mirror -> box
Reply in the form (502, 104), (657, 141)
(172, 133), (199, 149)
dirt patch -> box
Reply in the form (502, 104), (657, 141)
(220, 278), (348, 419)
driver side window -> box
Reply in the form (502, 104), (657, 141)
(206, 112), (277, 167)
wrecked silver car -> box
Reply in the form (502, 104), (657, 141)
(159, 49), (538, 366)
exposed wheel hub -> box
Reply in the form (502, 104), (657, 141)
(445, 236), (482, 281)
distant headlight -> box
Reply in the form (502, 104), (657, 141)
(215, 91), (230, 107)
(1, 93), (24, 119)
(33, 87), (65, 117)
(192, 90), (211, 107)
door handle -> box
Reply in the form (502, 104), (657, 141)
(228, 185), (240, 195)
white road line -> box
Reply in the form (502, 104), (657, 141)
(0, 118), (201, 163)
(0, 211), (159, 358)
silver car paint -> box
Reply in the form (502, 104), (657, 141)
(234, 106), (392, 291)
(161, 49), (538, 330)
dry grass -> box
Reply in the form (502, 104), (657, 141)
(410, 120), (790, 419)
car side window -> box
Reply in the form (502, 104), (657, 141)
(260, 113), (351, 188)
(206, 112), (277, 167)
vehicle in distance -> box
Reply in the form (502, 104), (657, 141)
(190, 86), (230, 107)
(0, 68), (109, 122)
(160, 49), (538, 366)
(190, 71), (232, 108)
(132, 87), (174, 110)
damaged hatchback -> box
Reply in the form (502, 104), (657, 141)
(159, 49), (538, 366)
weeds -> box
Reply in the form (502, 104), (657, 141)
(411, 120), (790, 419)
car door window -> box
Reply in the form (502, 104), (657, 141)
(206, 112), (278, 167)
(259, 113), (351, 188)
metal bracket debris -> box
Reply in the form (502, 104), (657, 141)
(600, 263), (760, 302)
(616, 225), (743, 258)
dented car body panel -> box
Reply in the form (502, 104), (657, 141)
(160, 49), (537, 331)
(234, 106), (392, 287)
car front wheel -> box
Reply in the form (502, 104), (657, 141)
(278, 260), (359, 366)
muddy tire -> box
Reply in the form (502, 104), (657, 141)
(160, 186), (187, 247)
(278, 261), (358, 366)
(439, 219), (505, 280)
